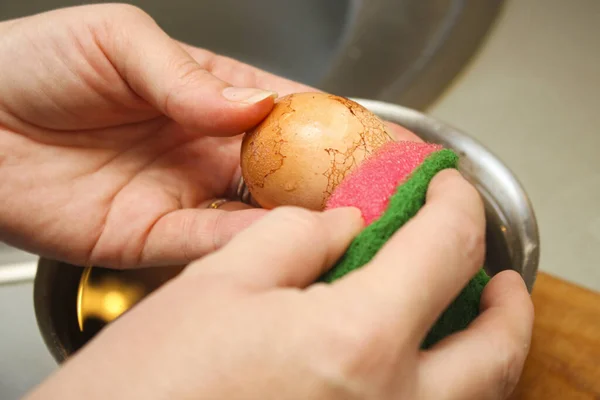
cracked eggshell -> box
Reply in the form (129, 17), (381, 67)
(240, 92), (394, 210)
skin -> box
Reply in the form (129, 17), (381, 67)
(0, 4), (534, 399)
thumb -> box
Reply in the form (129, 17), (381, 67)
(94, 4), (277, 136)
(138, 205), (269, 267)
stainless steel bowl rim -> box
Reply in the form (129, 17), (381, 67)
(352, 97), (540, 291)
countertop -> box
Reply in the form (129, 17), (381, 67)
(510, 272), (600, 399)
(429, 0), (600, 292)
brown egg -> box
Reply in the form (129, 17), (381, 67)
(240, 92), (394, 210)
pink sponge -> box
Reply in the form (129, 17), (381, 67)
(325, 141), (442, 225)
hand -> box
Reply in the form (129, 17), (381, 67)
(0, 4), (419, 269)
(27, 170), (534, 400)
(0, 5), (322, 267)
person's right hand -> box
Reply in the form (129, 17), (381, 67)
(27, 170), (534, 400)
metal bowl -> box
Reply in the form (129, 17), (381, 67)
(33, 99), (540, 363)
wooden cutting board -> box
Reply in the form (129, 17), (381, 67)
(509, 272), (600, 399)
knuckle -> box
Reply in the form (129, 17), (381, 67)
(172, 59), (208, 85)
(175, 212), (196, 262)
(108, 3), (153, 22)
(89, 4), (157, 57)
(465, 181), (486, 223)
(445, 203), (486, 266)
(184, 209), (223, 259)
(208, 209), (229, 252)
(431, 170), (486, 266)
(163, 60), (208, 116)
(316, 311), (401, 384)
(270, 206), (323, 237)
(460, 213), (486, 265)
(491, 337), (527, 399)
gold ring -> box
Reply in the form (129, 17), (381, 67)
(207, 199), (229, 209)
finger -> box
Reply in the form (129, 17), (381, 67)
(139, 207), (268, 266)
(211, 201), (250, 212)
(93, 4), (277, 136)
(196, 200), (254, 212)
(176, 42), (318, 97)
(335, 169), (486, 341)
(176, 42), (427, 148)
(384, 122), (423, 142)
(418, 270), (534, 400)
(185, 207), (363, 291)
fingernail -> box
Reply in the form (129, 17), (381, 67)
(222, 87), (278, 104)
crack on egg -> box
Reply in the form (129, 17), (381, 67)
(251, 96), (294, 189)
(328, 95), (392, 153)
(257, 138), (287, 188)
(320, 96), (394, 207)
(322, 136), (367, 207)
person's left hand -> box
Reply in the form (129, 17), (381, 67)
(0, 4), (315, 268)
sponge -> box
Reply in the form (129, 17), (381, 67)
(326, 141), (442, 225)
(321, 141), (490, 349)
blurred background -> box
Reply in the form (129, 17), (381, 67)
(1, 0), (599, 398)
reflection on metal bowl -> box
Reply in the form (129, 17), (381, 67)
(34, 263), (184, 361)
(76, 266), (185, 332)
(33, 99), (539, 363)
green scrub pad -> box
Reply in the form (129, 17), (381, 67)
(320, 147), (490, 348)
